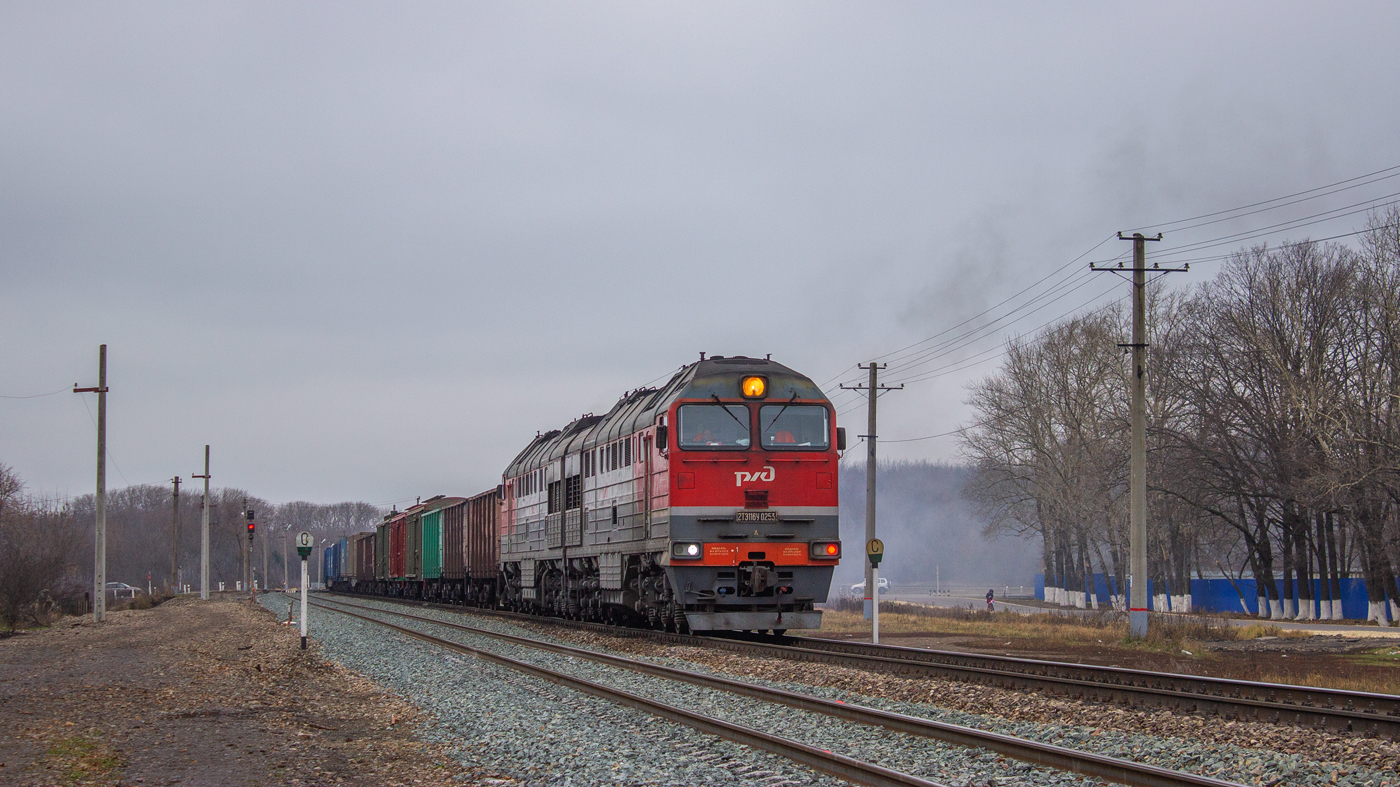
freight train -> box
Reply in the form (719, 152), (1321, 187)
(324, 355), (844, 633)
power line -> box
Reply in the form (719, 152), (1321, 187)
(0, 387), (71, 399)
(1126, 163), (1400, 233)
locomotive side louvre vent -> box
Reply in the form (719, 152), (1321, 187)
(599, 552), (625, 590)
(520, 559), (537, 588)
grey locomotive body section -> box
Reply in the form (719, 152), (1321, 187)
(499, 356), (842, 632)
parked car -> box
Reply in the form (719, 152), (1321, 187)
(105, 582), (140, 598)
(849, 577), (890, 595)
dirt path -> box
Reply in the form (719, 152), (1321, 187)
(0, 594), (480, 786)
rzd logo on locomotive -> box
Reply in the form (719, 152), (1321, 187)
(734, 466), (777, 487)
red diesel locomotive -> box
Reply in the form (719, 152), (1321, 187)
(499, 355), (844, 633)
(325, 355), (844, 633)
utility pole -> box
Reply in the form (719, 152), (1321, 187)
(1093, 233), (1186, 638)
(73, 344), (109, 623)
(170, 476), (182, 592)
(840, 362), (903, 622)
(193, 446), (211, 600)
(282, 533), (289, 591)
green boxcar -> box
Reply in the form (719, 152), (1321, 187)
(422, 509), (444, 580)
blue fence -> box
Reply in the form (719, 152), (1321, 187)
(1035, 573), (1374, 618)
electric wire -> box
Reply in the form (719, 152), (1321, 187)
(0, 387), (71, 400)
(1125, 163), (1400, 234)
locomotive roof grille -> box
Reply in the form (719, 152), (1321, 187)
(502, 357), (829, 478)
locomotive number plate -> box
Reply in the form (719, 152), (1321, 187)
(735, 511), (779, 523)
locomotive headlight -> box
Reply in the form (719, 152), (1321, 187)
(810, 541), (841, 559)
(672, 542), (703, 559)
(741, 376), (767, 398)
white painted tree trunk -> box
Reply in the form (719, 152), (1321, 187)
(1282, 597), (1296, 619)
(1153, 593), (1168, 612)
(1296, 599), (1314, 620)
(1256, 595), (1268, 617)
(1331, 599), (1344, 620)
(1368, 600), (1387, 624)
(1268, 598), (1284, 619)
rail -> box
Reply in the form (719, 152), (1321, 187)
(307, 594), (1247, 787)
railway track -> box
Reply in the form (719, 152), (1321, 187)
(307, 593), (1245, 787)
(323, 591), (1400, 740)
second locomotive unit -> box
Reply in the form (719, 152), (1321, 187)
(499, 354), (844, 633)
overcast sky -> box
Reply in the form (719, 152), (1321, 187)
(4, 2), (1399, 506)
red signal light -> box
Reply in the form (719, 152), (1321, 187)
(810, 541), (841, 559)
(825, 543), (839, 556)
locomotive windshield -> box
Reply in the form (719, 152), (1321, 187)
(760, 405), (830, 450)
(678, 404), (751, 449)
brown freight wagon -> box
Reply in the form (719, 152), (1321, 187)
(352, 532), (376, 586)
(463, 487), (501, 606)
(438, 499), (466, 601)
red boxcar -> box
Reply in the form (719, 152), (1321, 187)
(388, 509), (408, 580)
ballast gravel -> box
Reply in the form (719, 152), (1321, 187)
(302, 595), (1400, 787)
(265, 593), (844, 786)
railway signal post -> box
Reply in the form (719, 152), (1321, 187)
(297, 531), (313, 649)
(246, 508), (256, 600)
(1092, 234), (1186, 638)
(867, 538), (884, 644)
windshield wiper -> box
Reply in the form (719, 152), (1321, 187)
(710, 394), (751, 432)
(762, 392), (800, 432)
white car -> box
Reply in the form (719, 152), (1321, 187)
(105, 582), (140, 598)
(850, 577), (890, 595)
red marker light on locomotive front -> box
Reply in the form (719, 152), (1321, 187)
(824, 543), (839, 556)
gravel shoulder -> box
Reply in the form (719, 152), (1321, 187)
(0, 593), (472, 787)
(453, 607), (1400, 785)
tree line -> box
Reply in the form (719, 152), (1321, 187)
(962, 209), (1400, 624)
(0, 461), (383, 625)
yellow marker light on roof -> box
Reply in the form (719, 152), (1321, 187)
(741, 376), (767, 398)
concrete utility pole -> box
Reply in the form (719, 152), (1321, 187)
(282, 533), (289, 591)
(170, 476), (181, 592)
(841, 362), (902, 621)
(1093, 233), (1185, 638)
(73, 345), (109, 623)
(193, 446), (211, 600)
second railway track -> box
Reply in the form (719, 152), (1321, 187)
(306, 592), (1247, 787)
(325, 591), (1400, 741)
